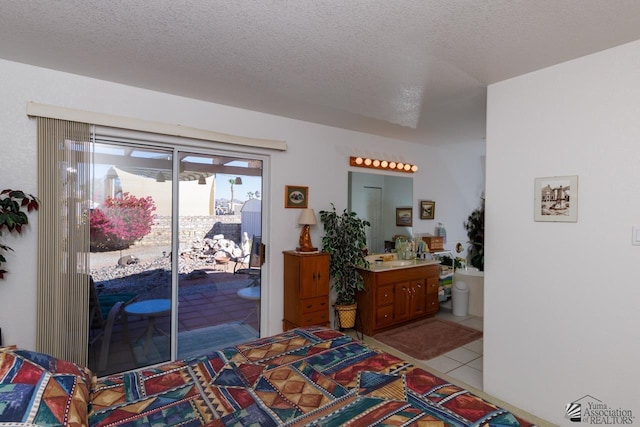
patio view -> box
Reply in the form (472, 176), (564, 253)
(87, 143), (263, 376)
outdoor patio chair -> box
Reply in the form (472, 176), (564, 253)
(233, 234), (260, 273)
(88, 275), (137, 372)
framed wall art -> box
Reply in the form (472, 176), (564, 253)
(396, 207), (413, 226)
(420, 200), (435, 220)
(534, 175), (578, 222)
(285, 185), (308, 208)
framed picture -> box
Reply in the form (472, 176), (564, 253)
(534, 175), (578, 222)
(420, 200), (435, 220)
(285, 185), (308, 208)
(396, 207), (413, 226)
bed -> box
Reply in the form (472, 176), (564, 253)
(1, 326), (534, 426)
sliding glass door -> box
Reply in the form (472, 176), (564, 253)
(88, 143), (174, 375)
(176, 153), (262, 359)
(88, 141), (263, 376)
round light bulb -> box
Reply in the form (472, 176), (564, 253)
(404, 164), (411, 171)
(389, 162), (396, 169)
(411, 165), (418, 172)
(380, 160), (388, 168)
(355, 157), (363, 165)
(364, 158), (372, 166)
(372, 159), (380, 167)
(397, 162), (404, 170)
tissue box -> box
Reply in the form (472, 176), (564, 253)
(422, 236), (444, 252)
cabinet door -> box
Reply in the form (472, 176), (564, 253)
(393, 281), (412, 321)
(411, 279), (427, 317)
(313, 254), (330, 296)
(299, 255), (329, 298)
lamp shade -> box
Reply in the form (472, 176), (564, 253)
(298, 208), (317, 225)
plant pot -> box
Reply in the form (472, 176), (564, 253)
(335, 303), (357, 329)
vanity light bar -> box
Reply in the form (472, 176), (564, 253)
(349, 156), (418, 173)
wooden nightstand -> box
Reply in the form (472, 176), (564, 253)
(282, 251), (330, 330)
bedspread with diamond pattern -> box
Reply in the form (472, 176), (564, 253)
(88, 327), (534, 426)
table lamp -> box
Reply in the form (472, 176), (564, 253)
(297, 208), (317, 252)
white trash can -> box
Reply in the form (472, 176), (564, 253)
(452, 281), (469, 317)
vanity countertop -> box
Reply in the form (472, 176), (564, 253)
(360, 258), (440, 272)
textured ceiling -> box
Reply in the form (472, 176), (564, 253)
(2, 1), (640, 144)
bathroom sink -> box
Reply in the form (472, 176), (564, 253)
(383, 260), (415, 267)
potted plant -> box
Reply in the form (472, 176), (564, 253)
(464, 196), (484, 271)
(319, 203), (370, 328)
(0, 189), (40, 279)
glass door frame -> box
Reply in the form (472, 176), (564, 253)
(168, 145), (270, 361)
(93, 126), (271, 366)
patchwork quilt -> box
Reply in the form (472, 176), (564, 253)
(1, 327), (535, 426)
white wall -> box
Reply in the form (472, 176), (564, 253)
(486, 40), (640, 424)
(0, 58), (485, 350)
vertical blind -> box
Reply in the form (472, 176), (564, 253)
(36, 118), (91, 365)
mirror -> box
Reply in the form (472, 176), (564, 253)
(348, 171), (413, 254)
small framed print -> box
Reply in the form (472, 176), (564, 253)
(534, 175), (578, 222)
(396, 207), (413, 226)
(420, 200), (435, 220)
(285, 185), (308, 208)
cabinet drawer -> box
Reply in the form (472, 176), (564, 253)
(300, 296), (329, 314)
(301, 310), (329, 326)
(376, 305), (394, 327)
(376, 285), (394, 306)
(426, 277), (439, 293)
(426, 293), (438, 312)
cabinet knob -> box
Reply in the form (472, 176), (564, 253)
(306, 304), (312, 309)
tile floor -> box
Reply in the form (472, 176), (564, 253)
(424, 307), (484, 390)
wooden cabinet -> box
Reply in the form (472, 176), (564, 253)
(355, 264), (438, 336)
(393, 279), (427, 321)
(283, 251), (330, 330)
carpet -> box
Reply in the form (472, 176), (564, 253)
(373, 318), (482, 360)
(132, 322), (259, 365)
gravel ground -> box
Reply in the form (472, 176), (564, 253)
(89, 242), (250, 300)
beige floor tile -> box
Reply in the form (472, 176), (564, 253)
(447, 364), (483, 390)
(443, 346), (482, 364)
(423, 355), (463, 373)
(462, 338), (483, 354)
(467, 355), (483, 371)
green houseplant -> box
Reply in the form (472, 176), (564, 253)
(319, 204), (370, 328)
(464, 196), (484, 271)
(0, 189), (40, 279)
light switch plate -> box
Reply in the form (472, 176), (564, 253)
(633, 226), (640, 246)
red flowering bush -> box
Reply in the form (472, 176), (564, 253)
(90, 193), (156, 252)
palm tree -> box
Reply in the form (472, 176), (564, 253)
(228, 177), (243, 213)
